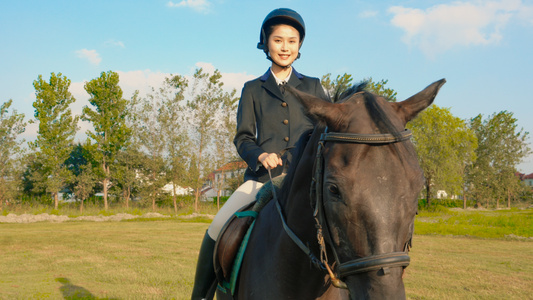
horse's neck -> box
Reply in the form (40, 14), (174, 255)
(282, 129), (322, 239)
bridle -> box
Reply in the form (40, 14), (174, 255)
(313, 127), (413, 288)
(271, 126), (414, 289)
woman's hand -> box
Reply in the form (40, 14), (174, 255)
(258, 152), (283, 170)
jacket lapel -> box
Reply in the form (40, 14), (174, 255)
(262, 74), (284, 100)
(287, 69), (303, 89)
(261, 68), (304, 101)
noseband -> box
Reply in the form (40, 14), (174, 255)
(311, 127), (413, 287)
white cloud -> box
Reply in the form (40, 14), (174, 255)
(104, 39), (125, 48)
(220, 72), (256, 93)
(75, 49), (102, 65)
(389, 0), (530, 57)
(192, 62), (255, 92)
(115, 66), (253, 99)
(194, 62), (216, 74)
(167, 0), (211, 13)
(359, 10), (378, 18)
(116, 70), (170, 99)
(20, 121), (38, 141)
(517, 4), (533, 25)
(69, 81), (88, 114)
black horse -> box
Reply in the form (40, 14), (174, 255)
(218, 79), (445, 299)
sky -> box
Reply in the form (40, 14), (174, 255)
(1, 0), (532, 172)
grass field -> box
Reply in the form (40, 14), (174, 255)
(0, 209), (532, 299)
(415, 208), (533, 239)
(0, 219), (209, 300)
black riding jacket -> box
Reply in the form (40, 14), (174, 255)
(234, 68), (328, 183)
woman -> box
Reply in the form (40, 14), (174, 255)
(191, 8), (328, 300)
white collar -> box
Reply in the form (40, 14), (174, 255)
(270, 67), (292, 85)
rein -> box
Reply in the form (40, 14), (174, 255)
(270, 128), (413, 289)
(268, 169), (325, 271)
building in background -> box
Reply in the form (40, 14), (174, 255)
(203, 161), (247, 200)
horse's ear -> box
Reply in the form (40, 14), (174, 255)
(392, 79), (446, 124)
(286, 86), (341, 125)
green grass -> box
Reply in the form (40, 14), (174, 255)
(1, 201), (220, 219)
(415, 208), (533, 239)
(404, 235), (532, 299)
(0, 220), (209, 299)
(0, 208), (531, 299)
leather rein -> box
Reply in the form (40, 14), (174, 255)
(270, 127), (414, 289)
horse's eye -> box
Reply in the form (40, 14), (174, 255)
(328, 184), (340, 195)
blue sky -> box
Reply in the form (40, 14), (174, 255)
(1, 0), (532, 172)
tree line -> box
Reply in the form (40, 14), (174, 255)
(1, 71), (531, 212)
(1, 69), (238, 212)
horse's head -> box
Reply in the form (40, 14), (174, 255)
(288, 79), (445, 299)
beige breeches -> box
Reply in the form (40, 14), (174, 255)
(207, 180), (264, 240)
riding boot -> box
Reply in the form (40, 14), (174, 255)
(191, 231), (217, 300)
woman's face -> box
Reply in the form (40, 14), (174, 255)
(267, 24), (301, 69)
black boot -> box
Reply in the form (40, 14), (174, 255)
(191, 231), (217, 300)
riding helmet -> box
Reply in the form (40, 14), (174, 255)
(257, 8), (306, 56)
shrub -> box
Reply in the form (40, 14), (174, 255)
(418, 198), (475, 210)
(211, 196), (230, 206)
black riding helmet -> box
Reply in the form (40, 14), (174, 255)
(257, 8), (306, 60)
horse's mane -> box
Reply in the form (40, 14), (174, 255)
(332, 82), (367, 103)
(340, 81), (403, 140)
(278, 127), (317, 202)
(362, 91), (404, 140)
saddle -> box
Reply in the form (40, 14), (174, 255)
(214, 202), (256, 285)
(213, 175), (285, 295)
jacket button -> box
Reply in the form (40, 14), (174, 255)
(284, 137), (289, 142)
(283, 119), (289, 125)
(281, 102), (287, 107)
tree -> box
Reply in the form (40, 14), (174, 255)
(407, 105), (477, 206)
(112, 144), (144, 209)
(468, 111), (531, 208)
(130, 90), (169, 211)
(321, 73), (353, 99)
(159, 75), (191, 213)
(0, 99), (26, 206)
(365, 78), (397, 102)
(21, 152), (44, 200)
(184, 68), (235, 212)
(65, 142), (92, 189)
(83, 71), (131, 210)
(321, 73), (397, 101)
(65, 140), (99, 211)
(497, 170), (527, 209)
(30, 73), (79, 209)
(211, 80), (239, 209)
(73, 165), (97, 213)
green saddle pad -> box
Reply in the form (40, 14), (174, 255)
(217, 211), (257, 296)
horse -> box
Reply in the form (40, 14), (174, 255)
(218, 79), (446, 299)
